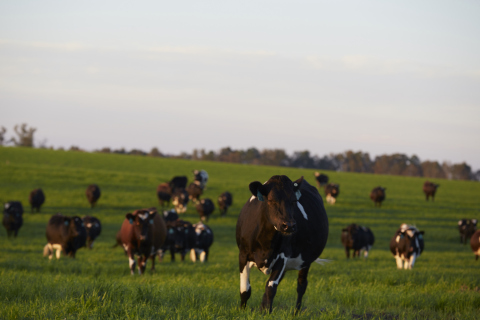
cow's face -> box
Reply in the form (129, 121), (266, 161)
(126, 210), (156, 242)
(64, 217), (79, 238)
(249, 175), (302, 235)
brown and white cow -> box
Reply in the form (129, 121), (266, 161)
(236, 175), (329, 313)
(156, 183), (172, 208)
(44, 214), (85, 259)
(325, 183), (339, 205)
(370, 187), (386, 207)
(470, 229), (480, 260)
(341, 224), (375, 258)
(196, 198), (215, 222)
(86, 184), (101, 208)
(218, 191), (233, 216)
(389, 224), (424, 269)
(187, 182), (203, 203)
(172, 189), (189, 213)
(458, 219), (477, 245)
(29, 188), (45, 213)
(423, 181), (439, 201)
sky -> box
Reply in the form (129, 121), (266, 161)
(1, 0), (479, 169)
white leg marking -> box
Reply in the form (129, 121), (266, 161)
(240, 263), (252, 294)
(268, 253), (287, 287)
(395, 255), (403, 269)
(296, 202), (308, 220)
(52, 244), (62, 259)
(190, 249), (196, 262)
(199, 251), (206, 262)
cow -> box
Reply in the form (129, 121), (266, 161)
(169, 176), (188, 192)
(458, 219), (477, 245)
(196, 198), (215, 222)
(115, 209), (158, 275)
(44, 214), (85, 259)
(172, 188), (189, 213)
(156, 183), (172, 208)
(186, 182), (203, 203)
(3, 201), (24, 238)
(83, 216), (102, 249)
(370, 187), (386, 207)
(29, 188), (45, 213)
(236, 175), (329, 313)
(163, 208), (179, 224)
(193, 170), (209, 189)
(470, 229), (480, 261)
(325, 183), (340, 205)
(160, 219), (196, 262)
(147, 207), (168, 269)
(341, 224), (375, 258)
(86, 184), (101, 208)
(190, 222), (214, 263)
(389, 223), (424, 269)
(423, 181), (439, 201)
(218, 191), (233, 216)
(314, 172), (329, 187)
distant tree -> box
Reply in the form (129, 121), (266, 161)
(291, 150), (315, 168)
(129, 149), (146, 156)
(97, 147), (111, 153)
(443, 162), (473, 181)
(148, 147), (163, 157)
(9, 123), (36, 147)
(0, 127), (6, 145)
(260, 149), (289, 166)
(244, 147), (261, 164)
(421, 161), (446, 179)
(113, 148), (126, 154)
(69, 146), (84, 152)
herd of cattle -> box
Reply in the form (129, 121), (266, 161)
(2, 168), (479, 312)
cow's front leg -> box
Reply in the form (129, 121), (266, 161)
(295, 266), (310, 313)
(127, 250), (136, 275)
(239, 257), (252, 308)
(261, 255), (287, 313)
(138, 255), (147, 274)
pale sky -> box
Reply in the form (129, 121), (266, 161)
(1, 1), (479, 169)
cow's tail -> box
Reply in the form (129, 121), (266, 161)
(314, 258), (332, 265)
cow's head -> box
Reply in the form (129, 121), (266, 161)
(249, 175), (302, 235)
(126, 210), (156, 242)
(62, 216), (79, 239)
(341, 224), (358, 247)
(399, 224), (424, 253)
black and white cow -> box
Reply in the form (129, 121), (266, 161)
(389, 224), (424, 269)
(196, 198), (215, 222)
(169, 176), (188, 192)
(190, 221), (214, 263)
(341, 224), (375, 258)
(314, 172), (329, 187)
(82, 216), (102, 249)
(3, 201), (24, 238)
(236, 175), (329, 313)
(160, 219), (196, 262)
(458, 219), (477, 245)
(193, 170), (209, 189)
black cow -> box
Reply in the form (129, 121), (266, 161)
(193, 170), (209, 189)
(314, 172), (329, 187)
(169, 176), (188, 192)
(423, 181), (439, 201)
(86, 184), (101, 208)
(163, 209), (179, 224)
(3, 201), (24, 238)
(160, 219), (196, 262)
(157, 183), (172, 207)
(83, 216), (102, 249)
(236, 175), (329, 313)
(325, 183), (339, 205)
(458, 219), (477, 245)
(470, 229), (480, 260)
(218, 191), (233, 216)
(187, 182), (203, 203)
(341, 224), (375, 258)
(196, 198), (215, 222)
(370, 187), (386, 207)
(389, 223), (424, 269)
(190, 222), (214, 262)
(29, 188), (45, 213)
(44, 214), (85, 259)
(172, 188), (189, 213)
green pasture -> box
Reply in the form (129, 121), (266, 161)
(0, 147), (479, 319)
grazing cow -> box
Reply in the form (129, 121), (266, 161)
(196, 198), (215, 222)
(160, 219), (196, 262)
(186, 182), (203, 203)
(156, 183), (172, 207)
(325, 183), (340, 205)
(370, 187), (386, 207)
(423, 181), (439, 201)
(236, 175), (329, 313)
(341, 224), (375, 258)
(115, 209), (158, 275)
(218, 191), (233, 216)
(190, 222), (214, 262)
(86, 184), (101, 208)
(83, 216), (102, 249)
(3, 201), (24, 238)
(193, 170), (209, 189)
(169, 176), (188, 192)
(389, 223), (424, 269)
(458, 219), (477, 245)
(172, 188), (189, 213)
(470, 229), (480, 260)
(29, 188), (45, 213)
(314, 172), (329, 187)
(44, 214), (85, 259)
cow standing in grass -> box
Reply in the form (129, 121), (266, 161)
(83, 216), (102, 249)
(29, 188), (45, 213)
(470, 229), (480, 260)
(314, 172), (329, 188)
(156, 183), (172, 208)
(44, 214), (84, 259)
(389, 224), (424, 269)
(236, 175), (329, 313)
(86, 184), (101, 208)
(3, 201), (24, 238)
(160, 219), (196, 262)
(423, 181), (439, 201)
(325, 183), (339, 205)
(196, 198), (215, 222)
(190, 221), (214, 263)
(341, 224), (375, 258)
(218, 191), (233, 216)
(186, 183), (203, 203)
(193, 170), (208, 189)
(458, 219), (477, 245)
(370, 187), (386, 207)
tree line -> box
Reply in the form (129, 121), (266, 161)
(1, 123), (478, 181)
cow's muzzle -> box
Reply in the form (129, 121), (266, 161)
(281, 221), (297, 234)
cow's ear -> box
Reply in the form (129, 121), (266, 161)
(249, 181), (267, 201)
(126, 213), (134, 224)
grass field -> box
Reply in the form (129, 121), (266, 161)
(1, 147), (479, 319)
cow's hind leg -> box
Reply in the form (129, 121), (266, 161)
(239, 258), (253, 309)
(262, 256), (287, 313)
(295, 266), (310, 313)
